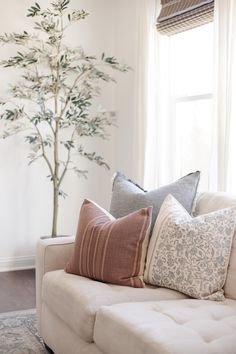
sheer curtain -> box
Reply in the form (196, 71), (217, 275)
(133, 0), (157, 186)
(143, 15), (173, 190)
(134, 0), (174, 190)
(213, 0), (236, 193)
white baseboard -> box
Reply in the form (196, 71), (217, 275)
(0, 255), (35, 272)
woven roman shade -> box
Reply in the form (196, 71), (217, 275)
(157, 0), (214, 36)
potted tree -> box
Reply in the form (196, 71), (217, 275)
(0, 0), (128, 237)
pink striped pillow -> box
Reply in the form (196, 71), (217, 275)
(65, 199), (152, 287)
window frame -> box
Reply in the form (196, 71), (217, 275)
(168, 23), (214, 189)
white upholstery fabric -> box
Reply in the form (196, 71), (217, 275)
(195, 192), (236, 300)
(94, 299), (236, 354)
(194, 192), (236, 215)
(36, 236), (75, 335)
(42, 269), (187, 342)
(41, 303), (103, 354)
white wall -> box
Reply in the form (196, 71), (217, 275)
(0, 0), (138, 271)
(112, 0), (139, 179)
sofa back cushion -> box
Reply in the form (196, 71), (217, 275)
(195, 192), (236, 300)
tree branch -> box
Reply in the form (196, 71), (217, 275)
(24, 111), (54, 177)
(34, 65), (55, 135)
(60, 69), (91, 118)
(58, 128), (76, 187)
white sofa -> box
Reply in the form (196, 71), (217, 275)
(36, 192), (236, 354)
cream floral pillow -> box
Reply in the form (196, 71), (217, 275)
(144, 194), (236, 300)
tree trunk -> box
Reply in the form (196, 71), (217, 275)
(52, 115), (59, 237)
(51, 182), (59, 237)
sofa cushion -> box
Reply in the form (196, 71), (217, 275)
(42, 269), (188, 343)
(195, 192), (236, 300)
(94, 299), (236, 354)
(110, 171), (200, 231)
(144, 194), (236, 300)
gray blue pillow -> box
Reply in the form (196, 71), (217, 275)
(110, 171), (200, 231)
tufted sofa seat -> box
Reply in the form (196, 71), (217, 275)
(36, 192), (236, 354)
(94, 299), (236, 354)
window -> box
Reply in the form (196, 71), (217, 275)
(170, 23), (214, 189)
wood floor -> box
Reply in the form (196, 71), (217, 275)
(0, 269), (35, 313)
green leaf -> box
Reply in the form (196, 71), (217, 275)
(47, 175), (54, 181)
(0, 108), (24, 121)
(1, 51), (38, 68)
(80, 150), (110, 170)
(27, 2), (41, 17)
(67, 9), (89, 23)
(0, 32), (32, 45)
(25, 134), (39, 144)
(72, 168), (88, 179)
(61, 140), (75, 150)
(28, 152), (42, 165)
(52, 0), (70, 13)
(58, 189), (68, 198)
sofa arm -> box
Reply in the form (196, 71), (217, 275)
(36, 236), (75, 334)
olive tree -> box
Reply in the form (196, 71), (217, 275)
(0, 0), (128, 236)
